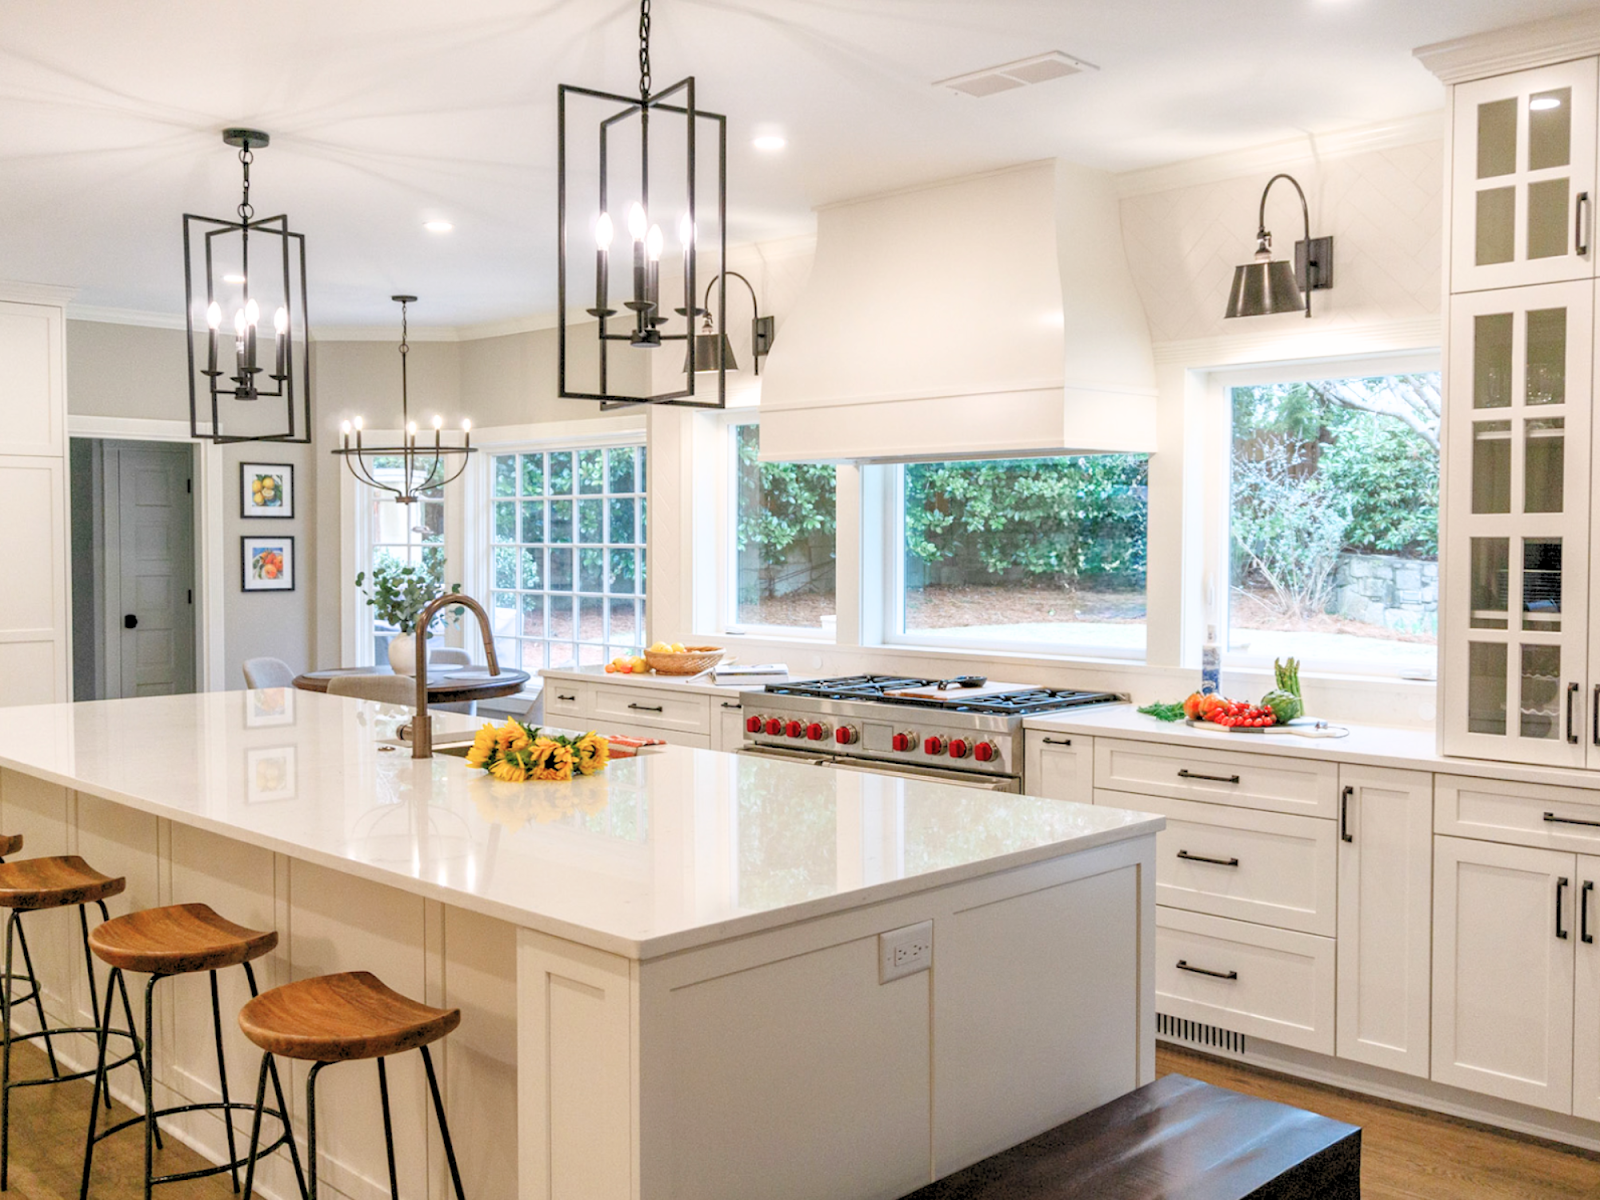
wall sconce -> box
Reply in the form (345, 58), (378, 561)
(682, 271), (775, 375)
(1225, 173), (1334, 319)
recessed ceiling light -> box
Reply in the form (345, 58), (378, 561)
(753, 134), (787, 152)
(222, 273), (246, 284)
(424, 219), (454, 233)
(1530, 96), (1563, 110)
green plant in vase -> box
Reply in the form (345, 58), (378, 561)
(355, 558), (464, 674)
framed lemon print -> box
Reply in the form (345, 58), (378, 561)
(241, 462), (294, 518)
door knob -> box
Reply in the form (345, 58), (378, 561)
(124, 614), (138, 629)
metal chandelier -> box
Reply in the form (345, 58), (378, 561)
(557, 0), (729, 409)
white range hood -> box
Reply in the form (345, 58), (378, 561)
(757, 159), (1158, 464)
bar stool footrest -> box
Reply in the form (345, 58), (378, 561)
(3, 1026), (142, 1091)
(87, 1099), (295, 1186)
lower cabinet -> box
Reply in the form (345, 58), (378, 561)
(1022, 731), (1093, 802)
(542, 677), (717, 749)
(714, 699), (747, 753)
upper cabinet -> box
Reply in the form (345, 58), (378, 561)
(1451, 59), (1598, 293)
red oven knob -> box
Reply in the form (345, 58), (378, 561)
(923, 736), (947, 756)
(892, 731), (917, 752)
(764, 718), (783, 736)
(948, 738), (970, 759)
(973, 741), (997, 763)
(746, 715), (764, 734)
(784, 720), (804, 739)
(835, 725), (859, 746)
(806, 722), (828, 741)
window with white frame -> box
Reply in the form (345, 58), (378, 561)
(731, 423), (837, 632)
(488, 444), (646, 671)
(888, 455), (1149, 655)
(1226, 371), (1439, 672)
(366, 457), (445, 663)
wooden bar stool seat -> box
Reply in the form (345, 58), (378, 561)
(238, 972), (466, 1199)
(239, 971), (460, 1062)
(89, 902), (277, 976)
(0, 855), (124, 911)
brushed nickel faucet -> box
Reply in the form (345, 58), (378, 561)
(411, 592), (500, 759)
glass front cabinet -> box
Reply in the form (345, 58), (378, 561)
(1442, 282), (1595, 765)
(1451, 59), (1597, 294)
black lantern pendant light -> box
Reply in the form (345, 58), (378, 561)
(332, 297), (474, 505)
(1224, 173), (1334, 320)
(683, 271), (775, 375)
(557, 0), (729, 408)
(183, 129), (311, 442)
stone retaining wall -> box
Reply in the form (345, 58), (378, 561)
(1330, 553), (1437, 634)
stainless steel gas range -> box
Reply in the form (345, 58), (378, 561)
(738, 675), (1122, 792)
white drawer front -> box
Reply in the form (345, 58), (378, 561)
(1155, 908), (1334, 1054)
(1436, 774), (1600, 851)
(1095, 738), (1336, 818)
(1099, 790), (1336, 936)
(590, 685), (712, 735)
(542, 681), (590, 717)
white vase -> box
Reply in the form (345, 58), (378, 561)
(388, 635), (420, 676)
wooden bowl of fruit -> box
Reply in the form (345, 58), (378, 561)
(642, 642), (725, 676)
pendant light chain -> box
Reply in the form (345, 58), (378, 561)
(638, 0), (652, 99)
(398, 297), (410, 428)
(237, 144), (254, 223)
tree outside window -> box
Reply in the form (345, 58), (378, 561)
(733, 424), (837, 630)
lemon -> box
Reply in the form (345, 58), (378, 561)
(630, 656), (648, 673)
(670, 642), (685, 653)
(649, 641), (669, 653)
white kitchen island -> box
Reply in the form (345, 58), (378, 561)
(0, 690), (1161, 1200)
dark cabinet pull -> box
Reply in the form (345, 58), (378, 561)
(1568, 682), (1581, 744)
(1177, 769), (1240, 784)
(1041, 737), (1073, 747)
(1176, 850), (1239, 867)
(1577, 191), (1591, 256)
(1176, 960), (1237, 981)
(1583, 881), (1594, 946)
(556, 693), (576, 702)
(1544, 811), (1600, 829)
(123, 614), (138, 630)
(722, 702), (741, 710)
(1340, 785), (1354, 843)
(1593, 684), (1599, 748)
(629, 703), (664, 713)
(1557, 876), (1570, 940)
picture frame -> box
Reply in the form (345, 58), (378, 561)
(241, 462), (294, 518)
(245, 687), (296, 728)
(242, 536), (295, 592)
(245, 747), (297, 803)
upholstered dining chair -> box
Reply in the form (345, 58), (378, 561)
(428, 646), (477, 715)
(241, 657), (295, 689)
(324, 674), (417, 706)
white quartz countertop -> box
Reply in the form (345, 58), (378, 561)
(540, 665), (804, 698)
(1024, 703), (1600, 791)
(0, 690), (1162, 960)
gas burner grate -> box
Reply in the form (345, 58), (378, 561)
(762, 677), (1120, 716)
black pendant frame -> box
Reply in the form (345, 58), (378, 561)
(557, 76), (728, 410)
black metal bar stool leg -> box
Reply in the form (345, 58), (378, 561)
(242, 963), (305, 1199)
(241, 1054), (270, 1200)
(305, 1062), (327, 1200)
(209, 970), (241, 1193)
(111, 949), (163, 1152)
(78, 908), (109, 1111)
(420, 1046), (466, 1200)
(12, 921), (57, 1079)
(2, 912), (14, 1192)
(376, 1058), (400, 1199)
(78, 967), (118, 1200)
(141, 974), (160, 1200)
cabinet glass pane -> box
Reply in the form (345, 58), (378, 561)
(1468, 642), (1508, 734)
(1470, 537), (1509, 629)
(1528, 89), (1572, 171)
(1476, 188), (1517, 264)
(1477, 97), (1518, 179)
(1473, 313), (1513, 408)
(1523, 537), (1562, 631)
(1524, 418), (1565, 513)
(1471, 421), (1511, 513)
(1527, 178), (1571, 260)
(1525, 308), (1567, 404)
(1520, 644), (1562, 739)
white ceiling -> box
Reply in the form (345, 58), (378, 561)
(1, 0), (1591, 326)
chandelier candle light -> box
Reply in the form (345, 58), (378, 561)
(183, 128), (311, 443)
(333, 296), (474, 505)
(558, 0), (729, 407)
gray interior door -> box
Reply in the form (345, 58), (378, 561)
(111, 442), (195, 697)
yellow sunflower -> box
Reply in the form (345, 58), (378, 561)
(488, 756), (529, 783)
(464, 724), (499, 769)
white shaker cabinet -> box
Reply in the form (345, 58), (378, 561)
(1432, 835), (1575, 1111)
(1023, 731), (1094, 803)
(1451, 59), (1598, 293)
(1575, 852), (1600, 1121)
(715, 697), (748, 752)
(1335, 767), (1433, 1078)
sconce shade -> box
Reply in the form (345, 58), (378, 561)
(1225, 254), (1305, 318)
(690, 327), (739, 373)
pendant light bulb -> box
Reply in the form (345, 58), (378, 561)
(352, 415), (364, 431)
(273, 306), (288, 335)
(233, 310), (247, 336)
(206, 302), (222, 330)
(595, 211), (614, 251)
(678, 212), (694, 248)
(431, 414), (443, 430)
(244, 298), (260, 327)
(627, 202), (647, 242)
(406, 420), (418, 437)
(341, 420), (352, 435)
(646, 224), (664, 261)
(460, 418), (471, 433)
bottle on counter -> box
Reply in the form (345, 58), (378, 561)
(1200, 624), (1221, 695)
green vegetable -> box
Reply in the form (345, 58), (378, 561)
(1274, 657), (1302, 699)
(1138, 701), (1187, 723)
(1261, 690), (1303, 723)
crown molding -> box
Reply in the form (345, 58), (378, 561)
(1416, 10), (1600, 85)
(1152, 315), (1442, 368)
(310, 324), (461, 343)
(0, 281), (78, 307)
(1116, 112), (1443, 198)
(65, 304), (186, 330)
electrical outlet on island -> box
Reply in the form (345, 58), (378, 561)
(878, 920), (933, 983)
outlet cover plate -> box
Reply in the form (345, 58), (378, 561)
(879, 920), (933, 983)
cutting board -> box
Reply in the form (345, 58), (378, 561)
(885, 681), (1033, 703)
(1184, 717), (1349, 739)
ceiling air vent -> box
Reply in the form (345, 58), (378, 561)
(936, 51), (1097, 98)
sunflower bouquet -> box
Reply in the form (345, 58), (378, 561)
(463, 718), (609, 783)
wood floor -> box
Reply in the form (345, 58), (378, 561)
(1158, 1045), (1600, 1199)
(6, 1038), (1600, 1197)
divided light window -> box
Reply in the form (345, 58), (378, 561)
(490, 445), (646, 671)
(1227, 371), (1440, 672)
(368, 457), (443, 663)
(893, 455), (1149, 655)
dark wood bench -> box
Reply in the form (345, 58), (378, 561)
(902, 1073), (1360, 1199)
